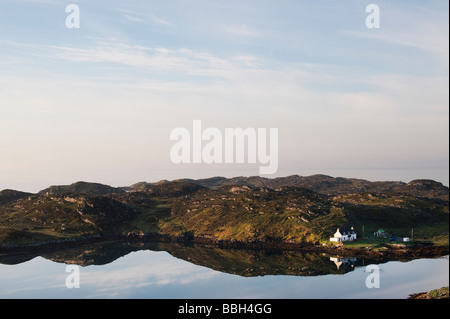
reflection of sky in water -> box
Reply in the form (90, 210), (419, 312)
(0, 251), (448, 299)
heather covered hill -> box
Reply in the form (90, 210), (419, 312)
(124, 175), (449, 200)
(0, 175), (448, 249)
(157, 183), (448, 244)
(391, 179), (449, 201)
(173, 175), (406, 196)
(123, 181), (206, 197)
(38, 181), (125, 196)
(0, 190), (33, 206)
(159, 185), (336, 243)
(0, 194), (138, 246)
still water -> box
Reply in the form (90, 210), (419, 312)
(0, 241), (448, 299)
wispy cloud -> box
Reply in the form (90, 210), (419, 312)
(114, 7), (173, 26)
(151, 16), (173, 26)
(3, 38), (447, 119)
(342, 3), (449, 68)
(2, 39), (263, 79)
(225, 24), (262, 37)
(123, 14), (144, 23)
(344, 29), (449, 68)
(0, 0), (448, 190)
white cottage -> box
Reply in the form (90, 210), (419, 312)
(330, 227), (357, 242)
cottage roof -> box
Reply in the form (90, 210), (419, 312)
(333, 227), (356, 236)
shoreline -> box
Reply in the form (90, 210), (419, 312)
(1, 233), (448, 260)
(408, 287), (449, 299)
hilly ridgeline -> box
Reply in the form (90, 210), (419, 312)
(0, 175), (448, 248)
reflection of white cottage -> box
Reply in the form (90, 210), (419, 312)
(330, 257), (358, 269)
(330, 227), (357, 242)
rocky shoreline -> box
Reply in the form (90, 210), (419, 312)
(408, 287), (449, 299)
(186, 236), (450, 260)
(1, 233), (448, 261)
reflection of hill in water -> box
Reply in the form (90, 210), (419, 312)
(0, 240), (382, 277)
(154, 243), (362, 276)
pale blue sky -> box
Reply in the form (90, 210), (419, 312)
(0, 0), (448, 192)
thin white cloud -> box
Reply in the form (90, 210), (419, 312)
(344, 29), (449, 68)
(232, 55), (264, 68)
(113, 7), (173, 26)
(123, 14), (144, 23)
(2, 40), (260, 79)
(151, 16), (173, 26)
(2, 39), (447, 120)
(225, 24), (262, 37)
(21, 42), (193, 71)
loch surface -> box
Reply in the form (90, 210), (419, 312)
(0, 241), (448, 299)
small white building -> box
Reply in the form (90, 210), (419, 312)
(394, 236), (410, 242)
(374, 229), (386, 238)
(330, 227), (357, 242)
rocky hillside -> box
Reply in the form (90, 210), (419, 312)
(38, 181), (125, 196)
(131, 175), (448, 200)
(0, 190), (33, 206)
(0, 176), (448, 248)
(0, 193), (137, 247)
(123, 181), (206, 197)
(391, 179), (449, 201)
(160, 185), (333, 243)
(154, 181), (448, 244)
